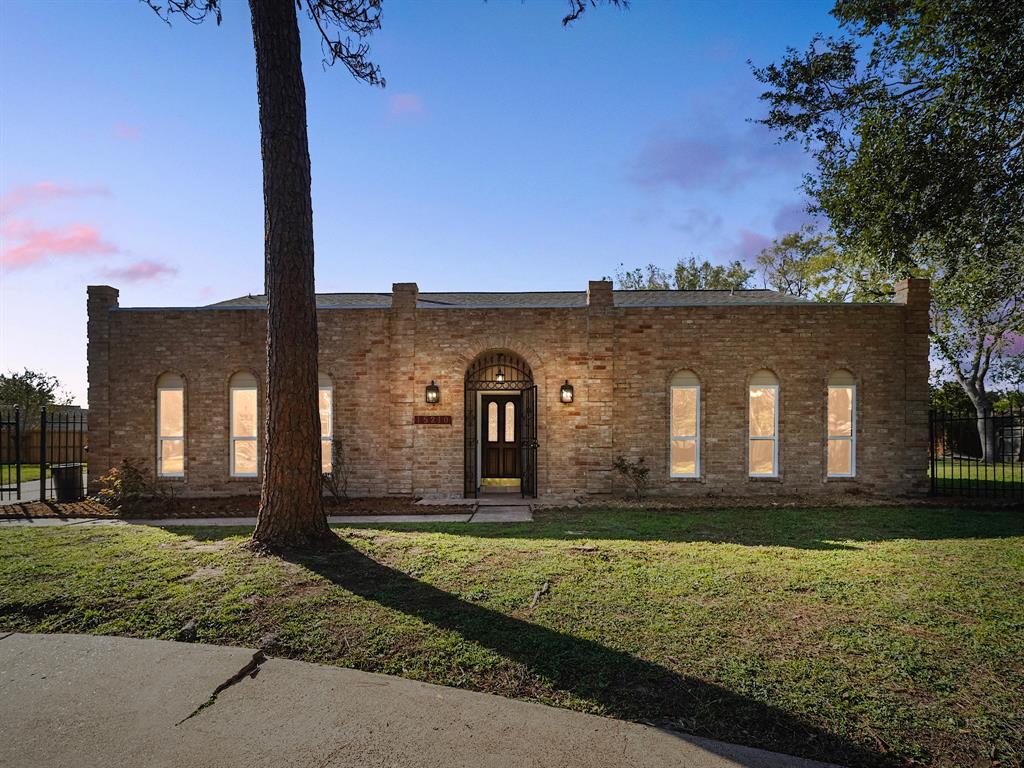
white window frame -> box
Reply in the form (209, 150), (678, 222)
(229, 383), (259, 478)
(319, 382), (333, 473)
(669, 384), (700, 478)
(156, 381), (184, 478)
(827, 384), (856, 478)
(748, 384), (779, 478)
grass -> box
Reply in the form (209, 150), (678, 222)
(0, 464), (48, 483)
(930, 459), (1023, 492)
(1, 505), (1022, 767)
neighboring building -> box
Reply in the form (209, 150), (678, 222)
(86, 279), (930, 499)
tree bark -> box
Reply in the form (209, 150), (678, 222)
(249, 0), (333, 548)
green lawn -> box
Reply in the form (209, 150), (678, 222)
(0, 464), (48, 483)
(930, 459), (1023, 492)
(1, 506), (1021, 767)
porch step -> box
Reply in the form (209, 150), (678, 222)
(469, 506), (533, 523)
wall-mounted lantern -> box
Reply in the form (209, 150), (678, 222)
(425, 380), (440, 404)
(560, 380), (574, 404)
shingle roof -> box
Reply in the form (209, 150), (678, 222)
(206, 289), (808, 309)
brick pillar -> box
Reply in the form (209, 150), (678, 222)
(585, 280), (615, 494)
(87, 285), (119, 492)
(894, 278), (930, 494)
(387, 283), (418, 495)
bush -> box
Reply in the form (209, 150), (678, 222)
(613, 455), (650, 501)
(321, 438), (349, 504)
(95, 457), (176, 511)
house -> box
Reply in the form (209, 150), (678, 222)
(86, 278), (930, 499)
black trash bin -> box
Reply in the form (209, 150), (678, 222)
(52, 463), (85, 501)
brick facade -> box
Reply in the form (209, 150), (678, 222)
(86, 279), (930, 499)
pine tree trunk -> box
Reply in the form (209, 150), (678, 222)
(249, 0), (333, 548)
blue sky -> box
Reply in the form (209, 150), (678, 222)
(0, 0), (837, 402)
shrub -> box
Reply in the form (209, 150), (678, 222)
(613, 455), (650, 501)
(321, 438), (349, 504)
(96, 457), (176, 512)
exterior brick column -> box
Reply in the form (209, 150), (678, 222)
(585, 280), (615, 494)
(87, 285), (119, 492)
(894, 278), (930, 494)
(387, 283), (418, 494)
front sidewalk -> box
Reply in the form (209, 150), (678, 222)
(0, 633), (836, 768)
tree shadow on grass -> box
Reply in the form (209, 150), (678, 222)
(278, 540), (893, 768)
(332, 504), (1024, 550)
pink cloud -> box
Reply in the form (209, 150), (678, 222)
(113, 122), (142, 141)
(1, 219), (119, 271)
(389, 93), (423, 116)
(0, 182), (110, 216)
(717, 228), (773, 263)
(101, 259), (177, 283)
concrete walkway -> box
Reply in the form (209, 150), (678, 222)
(0, 507), (533, 528)
(0, 633), (836, 768)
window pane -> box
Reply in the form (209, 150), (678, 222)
(671, 388), (697, 437)
(487, 401), (498, 442)
(828, 439), (852, 475)
(828, 387), (853, 437)
(505, 402), (515, 442)
(671, 439), (697, 476)
(158, 388), (184, 436)
(161, 438), (184, 475)
(749, 387), (776, 437)
(318, 388), (332, 438)
(749, 439), (775, 475)
(321, 438), (332, 474)
(231, 388), (258, 437)
(233, 439), (257, 475)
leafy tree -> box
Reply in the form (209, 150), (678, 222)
(754, 0), (1024, 461)
(144, 0), (624, 547)
(613, 257), (753, 290)
(0, 369), (71, 412)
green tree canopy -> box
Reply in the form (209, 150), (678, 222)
(613, 257), (753, 291)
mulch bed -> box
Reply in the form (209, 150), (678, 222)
(1, 496), (468, 520)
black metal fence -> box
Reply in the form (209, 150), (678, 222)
(0, 406), (88, 503)
(929, 406), (1023, 499)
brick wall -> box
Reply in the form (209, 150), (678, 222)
(86, 280), (930, 499)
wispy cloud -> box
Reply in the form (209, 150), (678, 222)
(113, 122), (142, 142)
(0, 182), (110, 216)
(1, 219), (119, 271)
(630, 124), (807, 193)
(101, 259), (177, 283)
(389, 93), (423, 116)
(716, 228), (773, 263)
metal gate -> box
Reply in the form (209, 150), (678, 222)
(0, 406), (87, 503)
(520, 384), (538, 498)
(463, 351), (535, 498)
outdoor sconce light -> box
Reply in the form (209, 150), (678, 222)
(560, 380), (574, 404)
(495, 353), (506, 383)
(425, 381), (440, 404)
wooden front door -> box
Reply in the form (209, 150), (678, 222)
(481, 395), (520, 479)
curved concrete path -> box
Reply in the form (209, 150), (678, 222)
(0, 633), (838, 768)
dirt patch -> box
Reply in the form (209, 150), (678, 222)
(0, 500), (113, 520)
(181, 565), (225, 582)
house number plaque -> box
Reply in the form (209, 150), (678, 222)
(414, 415), (452, 425)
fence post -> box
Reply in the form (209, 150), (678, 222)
(39, 406), (46, 502)
(14, 405), (22, 501)
(928, 409), (935, 496)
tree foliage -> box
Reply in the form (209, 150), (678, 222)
(0, 369), (71, 411)
(613, 257), (753, 291)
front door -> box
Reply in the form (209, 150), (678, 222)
(481, 395), (520, 479)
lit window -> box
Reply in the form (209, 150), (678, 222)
(505, 401), (515, 443)
(229, 372), (258, 477)
(487, 401), (498, 442)
(157, 373), (184, 477)
(827, 370), (855, 477)
(749, 370), (779, 477)
(319, 374), (333, 473)
(670, 370), (700, 477)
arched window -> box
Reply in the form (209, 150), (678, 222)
(670, 370), (700, 477)
(229, 372), (259, 477)
(749, 370), (779, 477)
(319, 373), (333, 473)
(827, 370), (856, 477)
(156, 373), (184, 477)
